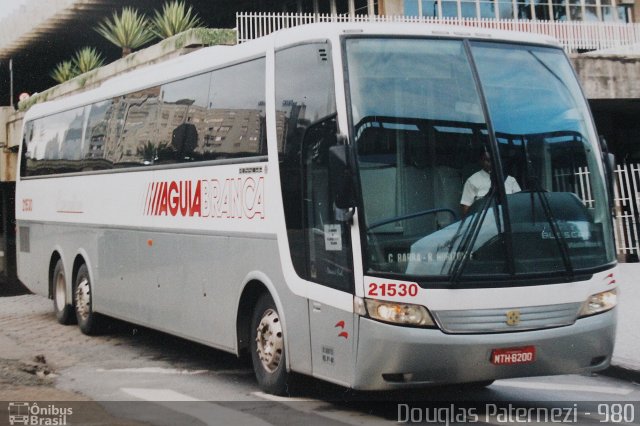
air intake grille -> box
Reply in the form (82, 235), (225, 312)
(432, 302), (582, 334)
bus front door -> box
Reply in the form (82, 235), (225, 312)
(302, 117), (356, 385)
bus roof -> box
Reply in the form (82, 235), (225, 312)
(24, 22), (559, 121)
(269, 21), (559, 50)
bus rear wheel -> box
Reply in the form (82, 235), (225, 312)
(53, 259), (75, 325)
(74, 264), (101, 335)
(250, 293), (289, 395)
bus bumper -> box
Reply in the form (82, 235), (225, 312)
(352, 309), (616, 390)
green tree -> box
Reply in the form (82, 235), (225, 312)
(50, 60), (78, 84)
(150, 1), (203, 39)
(96, 7), (155, 57)
(73, 47), (105, 74)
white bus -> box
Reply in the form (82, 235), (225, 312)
(16, 23), (618, 395)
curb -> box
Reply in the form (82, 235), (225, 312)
(600, 364), (640, 384)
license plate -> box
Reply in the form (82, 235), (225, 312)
(491, 346), (536, 365)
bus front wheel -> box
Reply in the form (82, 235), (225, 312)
(74, 264), (101, 335)
(250, 293), (289, 395)
(53, 259), (75, 325)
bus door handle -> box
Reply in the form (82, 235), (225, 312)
(312, 302), (322, 313)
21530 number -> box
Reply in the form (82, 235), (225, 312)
(368, 282), (418, 298)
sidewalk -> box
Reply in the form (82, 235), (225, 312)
(606, 262), (640, 383)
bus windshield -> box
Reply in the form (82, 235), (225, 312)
(345, 38), (615, 283)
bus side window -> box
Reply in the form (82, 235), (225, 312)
(116, 88), (161, 166)
(209, 58), (266, 160)
(20, 121), (34, 177)
(162, 71), (210, 162)
(83, 100), (113, 170)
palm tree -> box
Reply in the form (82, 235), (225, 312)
(50, 60), (78, 84)
(150, 1), (203, 39)
(73, 47), (105, 74)
(96, 7), (155, 57)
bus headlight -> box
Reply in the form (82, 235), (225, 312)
(579, 289), (617, 318)
(363, 298), (436, 327)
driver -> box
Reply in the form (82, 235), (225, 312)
(460, 151), (521, 216)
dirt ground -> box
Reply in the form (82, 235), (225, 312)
(0, 355), (149, 425)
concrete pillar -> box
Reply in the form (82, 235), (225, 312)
(382, 0), (405, 15)
(368, 0), (376, 15)
(571, 54), (640, 99)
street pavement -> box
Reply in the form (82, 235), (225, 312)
(0, 281), (149, 424)
(0, 262), (637, 402)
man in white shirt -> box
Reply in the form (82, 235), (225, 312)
(460, 152), (521, 216)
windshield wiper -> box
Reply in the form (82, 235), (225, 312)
(450, 186), (497, 283)
(526, 177), (574, 278)
(522, 136), (574, 278)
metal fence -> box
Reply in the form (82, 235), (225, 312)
(236, 12), (640, 53)
(558, 164), (640, 257)
(614, 163), (640, 257)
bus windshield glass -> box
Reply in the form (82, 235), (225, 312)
(345, 37), (615, 283)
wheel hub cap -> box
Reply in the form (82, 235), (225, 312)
(75, 278), (91, 321)
(55, 272), (66, 311)
(255, 308), (283, 372)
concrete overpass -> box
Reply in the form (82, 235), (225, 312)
(0, 0), (283, 106)
(575, 51), (640, 177)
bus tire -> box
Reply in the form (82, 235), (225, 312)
(53, 259), (75, 325)
(74, 264), (101, 335)
(250, 293), (289, 395)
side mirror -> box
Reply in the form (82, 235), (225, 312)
(606, 152), (616, 209)
(600, 136), (616, 211)
(606, 152), (616, 178)
(328, 142), (356, 211)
